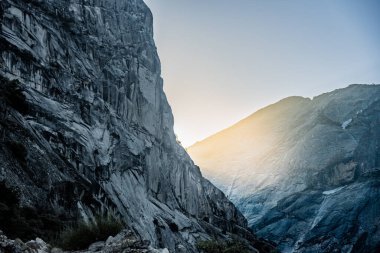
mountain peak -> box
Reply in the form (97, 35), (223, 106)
(189, 84), (380, 252)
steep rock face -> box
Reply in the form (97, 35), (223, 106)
(189, 85), (380, 252)
(0, 0), (254, 252)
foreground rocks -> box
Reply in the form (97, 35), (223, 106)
(0, 230), (169, 253)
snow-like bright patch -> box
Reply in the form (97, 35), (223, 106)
(341, 119), (352, 129)
(323, 186), (345, 195)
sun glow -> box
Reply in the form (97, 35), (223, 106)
(145, 0), (380, 147)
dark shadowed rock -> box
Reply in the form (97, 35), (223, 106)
(0, 0), (271, 252)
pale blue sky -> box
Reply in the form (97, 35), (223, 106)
(144, 0), (380, 147)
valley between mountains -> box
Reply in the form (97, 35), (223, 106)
(1, 0), (379, 252)
(0, 0), (275, 252)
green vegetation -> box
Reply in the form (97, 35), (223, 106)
(196, 239), (254, 253)
(56, 215), (124, 251)
(0, 182), (124, 250)
(0, 182), (63, 241)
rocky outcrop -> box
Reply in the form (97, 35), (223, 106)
(0, 0), (266, 252)
(189, 85), (380, 252)
(0, 229), (168, 253)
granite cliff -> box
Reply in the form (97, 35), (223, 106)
(189, 85), (380, 252)
(0, 0), (272, 252)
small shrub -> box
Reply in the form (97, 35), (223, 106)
(196, 239), (255, 253)
(224, 240), (252, 253)
(196, 240), (224, 253)
(96, 215), (124, 239)
(56, 215), (124, 251)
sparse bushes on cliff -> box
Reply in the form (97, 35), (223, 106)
(196, 239), (254, 253)
(0, 182), (63, 241)
(196, 240), (223, 253)
(56, 215), (124, 251)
